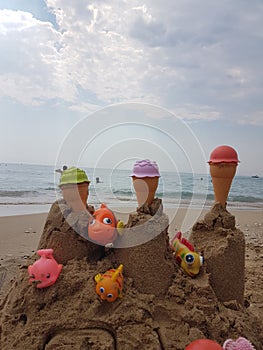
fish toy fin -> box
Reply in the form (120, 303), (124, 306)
(180, 238), (195, 252)
(117, 221), (124, 235)
(112, 264), (123, 281)
(94, 273), (102, 283)
(173, 232), (195, 252)
(175, 231), (182, 240)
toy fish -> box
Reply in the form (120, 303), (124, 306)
(170, 232), (203, 277)
(95, 264), (124, 302)
(28, 249), (62, 288)
(88, 203), (123, 245)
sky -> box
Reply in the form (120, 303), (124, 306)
(0, 0), (263, 176)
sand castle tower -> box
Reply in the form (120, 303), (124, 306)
(38, 167), (104, 264)
(114, 160), (174, 296)
(190, 146), (245, 305)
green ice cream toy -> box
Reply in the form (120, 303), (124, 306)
(59, 167), (90, 212)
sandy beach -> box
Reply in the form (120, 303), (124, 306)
(0, 205), (263, 349)
(1, 206), (262, 257)
(1, 207), (262, 301)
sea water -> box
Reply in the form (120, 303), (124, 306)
(0, 163), (262, 216)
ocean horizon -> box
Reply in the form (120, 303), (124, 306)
(0, 162), (263, 216)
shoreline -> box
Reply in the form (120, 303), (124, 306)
(0, 199), (262, 218)
(0, 205), (262, 259)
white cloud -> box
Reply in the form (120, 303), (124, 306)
(0, 1), (263, 124)
(0, 9), (73, 105)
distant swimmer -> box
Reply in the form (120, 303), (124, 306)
(55, 165), (68, 174)
(96, 177), (103, 183)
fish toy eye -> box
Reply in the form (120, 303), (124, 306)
(103, 217), (112, 225)
(46, 273), (50, 278)
(99, 287), (105, 293)
(107, 293), (113, 298)
(185, 254), (195, 264)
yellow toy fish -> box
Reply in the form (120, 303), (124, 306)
(170, 232), (203, 277)
(95, 264), (124, 302)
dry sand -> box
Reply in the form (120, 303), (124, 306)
(0, 206), (262, 258)
(0, 205), (262, 349)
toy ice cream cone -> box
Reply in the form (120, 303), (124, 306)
(186, 339), (223, 350)
(208, 145), (239, 208)
(209, 163), (237, 207)
(59, 167), (90, 212)
(130, 159), (160, 207)
(223, 337), (255, 350)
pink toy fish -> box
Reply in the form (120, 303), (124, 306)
(28, 249), (62, 288)
(223, 337), (255, 350)
(88, 203), (119, 245)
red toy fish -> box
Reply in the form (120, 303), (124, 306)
(28, 249), (62, 288)
(88, 203), (119, 245)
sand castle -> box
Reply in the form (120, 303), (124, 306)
(0, 160), (262, 349)
(190, 202), (245, 305)
(113, 160), (174, 296)
(190, 146), (245, 305)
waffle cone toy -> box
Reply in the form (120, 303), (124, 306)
(59, 167), (90, 212)
(208, 146), (239, 208)
(130, 159), (160, 207)
(132, 176), (159, 207)
(61, 183), (89, 212)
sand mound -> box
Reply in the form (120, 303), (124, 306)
(190, 203), (245, 305)
(0, 201), (262, 350)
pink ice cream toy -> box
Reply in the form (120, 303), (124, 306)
(130, 159), (160, 206)
(223, 337), (255, 350)
(130, 159), (160, 178)
(28, 249), (63, 288)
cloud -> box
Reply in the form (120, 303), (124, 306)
(0, 1), (263, 124)
(0, 9), (70, 105)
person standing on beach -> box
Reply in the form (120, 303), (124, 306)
(55, 165), (68, 174)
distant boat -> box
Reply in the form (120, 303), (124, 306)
(251, 175), (259, 178)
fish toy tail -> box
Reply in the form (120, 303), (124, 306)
(36, 249), (54, 258)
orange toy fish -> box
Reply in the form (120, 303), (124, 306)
(88, 203), (122, 245)
(95, 264), (124, 302)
